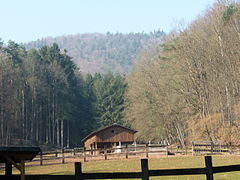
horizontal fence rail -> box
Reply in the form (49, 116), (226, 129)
(192, 141), (233, 156)
(1, 156), (240, 180)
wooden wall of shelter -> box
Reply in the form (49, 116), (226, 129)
(82, 124), (137, 150)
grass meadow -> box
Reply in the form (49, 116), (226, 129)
(1, 155), (240, 179)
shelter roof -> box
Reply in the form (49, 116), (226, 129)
(0, 146), (41, 163)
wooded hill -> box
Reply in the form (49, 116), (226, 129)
(125, 1), (240, 146)
(24, 31), (165, 74)
(2, 1), (240, 148)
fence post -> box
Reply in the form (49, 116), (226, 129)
(229, 145), (232, 154)
(40, 151), (43, 166)
(125, 144), (128, 159)
(166, 146), (168, 157)
(62, 148), (65, 164)
(75, 162), (83, 180)
(211, 142), (214, 154)
(83, 147), (87, 162)
(141, 159), (149, 180)
(73, 148), (76, 156)
(145, 144), (149, 158)
(104, 146), (107, 160)
(192, 142), (195, 156)
(55, 150), (58, 157)
(205, 156), (214, 180)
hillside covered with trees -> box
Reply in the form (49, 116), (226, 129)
(125, 1), (240, 146)
(25, 31), (165, 74)
(1, 1), (240, 149)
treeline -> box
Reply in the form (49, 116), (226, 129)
(25, 31), (165, 74)
(0, 41), (126, 148)
(125, 1), (240, 146)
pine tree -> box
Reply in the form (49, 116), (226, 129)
(93, 72), (127, 127)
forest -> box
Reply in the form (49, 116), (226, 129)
(1, 1), (240, 148)
(126, 1), (240, 146)
(0, 42), (126, 148)
(25, 31), (165, 74)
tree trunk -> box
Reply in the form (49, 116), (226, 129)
(67, 120), (70, 148)
(57, 120), (60, 146)
(61, 120), (64, 148)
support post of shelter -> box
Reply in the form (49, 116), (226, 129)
(95, 142), (98, 155)
(125, 144), (128, 159)
(5, 162), (12, 175)
(0, 146), (40, 180)
(104, 146), (107, 160)
(83, 147), (87, 162)
(20, 160), (25, 180)
(90, 144), (93, 155)
(3, 154), (22, 171)
(3, 156), (25, 180)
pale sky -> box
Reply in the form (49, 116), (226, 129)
(0, 0), (216, 43)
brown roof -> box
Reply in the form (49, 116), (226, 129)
(82, 124), (137, 142)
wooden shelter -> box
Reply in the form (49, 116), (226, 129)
(82, 124), (137, 151)
(0, 146), (41, 180)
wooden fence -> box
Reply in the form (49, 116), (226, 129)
(1, 142), (239, 169)
(83, 144), (168, 162)
(192, 141), (231, 156)
(37, 148), (80, 165)
(1, 156), (240, 180)
(30, 143), (239, 165)
(33, 144), (168, 165)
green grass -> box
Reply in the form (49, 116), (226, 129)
(1, 155), (240, 179)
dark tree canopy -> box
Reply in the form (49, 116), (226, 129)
(0, 42), (127, 148)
